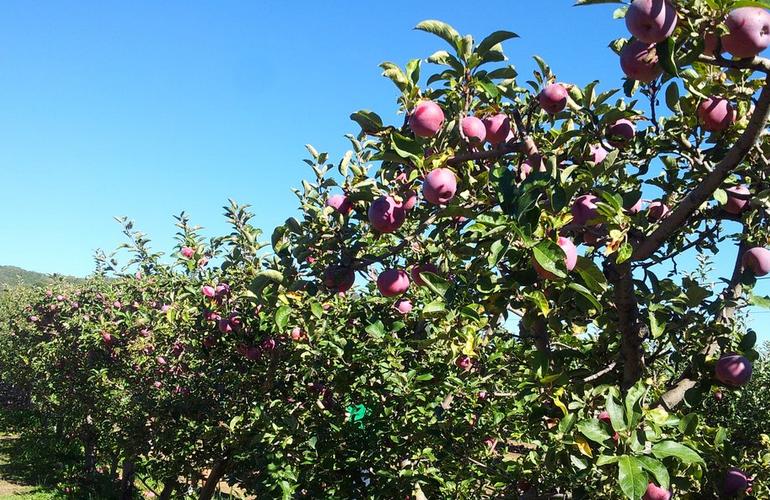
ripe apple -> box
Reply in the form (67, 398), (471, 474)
(326, 193), (353, 215)
(589, 144), (608, 164)
(572, 195), (600, 226)
(394, 298), (413, 315)
(642, 482), (671, 500)
(461, 116), (486, 143)
(409, 100), (445, 137)
(723, 467), (749, 496)
(455, 355), (473, 371)
(539, 83), (568, 114)
(423, 168), (458, 205)
(698, 97), (736, 132)
(323, 265), (356, 293)
(704, 32), (724, 56)
(377, 269), (410, 297)
(742, 246), (770, 276)
(411, 263), (439, 287)
(401, 190), (418, 210)
(180, 246), (195, 259)
(725, 185), (750, 214)
(483, 114), (511, 146)
(290, 327), (304, 341)
(620, 40), (663, 83)
(715, 354), (753, 387)
(647, 201), (670, 222)
(626, 0), (678, 44)
(723, 7), (770, 58)
(607, 119), (636, 147)
(598, 411), (611, 424)
(533, 237), (578, 280)
(368, 195), (407, 233)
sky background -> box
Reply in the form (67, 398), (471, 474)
(0, 0), (768, 341)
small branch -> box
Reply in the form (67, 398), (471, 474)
(446, 140), (525, 165)
(697, 54), (770, 74)
(582, 362), (617, 383)
(633, 76), (770, 261)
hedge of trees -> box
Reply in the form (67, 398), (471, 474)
(2, 2), (770, 498)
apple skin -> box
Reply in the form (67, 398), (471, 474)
(620, 40), (663, 83)
(572, 195), (600, 226)
(725, 185), (750, 215)
(483, 114), (512, 146)
(698, 97), (736, 132)
(411, 263), (439, 287)
(539, 84), (569, 114)
(368, 195), (407, 233)
(409, 100), (445, 137)
(201, 285), (217, 298)
(642, 482), (671, 500)
(323, 265), (356, 293)
(326, 194), (353, 215)
(742, 246), (770, 276)
(589, 144), (608, 164)
(423, 168), (458, 205)
(533, 237), (578, 280)
(723, 7), (770, 58)
(607, 119), (636, 148)
(598, 411), (611, 424)
(180, 246), (195, 259)
(519, 158), (546, 180)
(377, 269), (410, 297)
(704, 32), (725, 56)
(715, 354), (753, 387)
(455, 355), (473, 371)
(394, 298), (413, 315)
(461, 116), (487, 143)
(647, 201), (670, 222)
(626, 0), (678, 44)
(723, 467), (749, 496)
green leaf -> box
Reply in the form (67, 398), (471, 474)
(420, 272), (450, 297)
(578, 419), (611, 444)
(651, 441), (704, 465)
(310, 302), (324, 319)
(414, 20), (462, 52)
(606, 394), (627, 432)
(617, 456), (647, 500)
(476, 30), (518, 58)
(533, 241), (567, 279)
(637, 456), (670, 490)
(568, 283), (603, 312)
(656, 38), (678, 77)
(350, 110), (384, 134)
(365, 321), (386, 338)
(678, 413), (699, 436)
(423, 299), (446, 314)
(275, 305), (291, 330)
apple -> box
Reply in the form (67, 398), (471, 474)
(626, 0), (678, 44)
(411, 263), (440, 287)
(368, 195), (407, 233)
(533, 237), (578, 280)
(642, 482), (671, 500)
(520, 157), (546, 180)
(723, 7), (770, 58)
(423, 168), (458, 205)
(723, 467), (749, 496)
(323, 265), (356, 293)
(598, 411), (611, 424)
(261, 337), (277, 351)
(620, 40), (662, 83)
(180, 246), (195, 259)
(715, 354), (753, 387)
(589, 144), (608, 164)
(698, 97), (735, 132)
(704, 32), (724, 56)
(409, 100), (445, 137)
(461, 116), (487, 143)
(725, 185), (750, 215)
(647, 201), (670, 222)
(455, 355), (473, 371)
(607, 119), (636, 147)
(626, 198), (643, 214)
(215, 283), (230, 298)
(742, 246), (770, 276)
(483, 114), (511, 146)
(572, 195), (599, 226)
(401, 190), (418, 210)
(394, 298), (413, 315)
(101, 332), (113, 346)
(326, 193), (353, 215)
(290, 327), (304, 341)
(539, 83), (568, 114)
(377, 269), (410, 297)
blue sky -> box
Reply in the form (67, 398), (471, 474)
(0, 1), (767, 341)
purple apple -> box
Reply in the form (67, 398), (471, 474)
(572, 195), (600, 226)
(723, 467), (749, 497)
(723, 7), (770, 58)
(394, 298), (413, 315)
(647, 201), (670, 222)
(626, 0), (678, 44)
(323, 265), (356, 293)
(533, 237), (578, 280)
(589, 144), (608, 164)
(483, 114), (511, 146)
(725, 185), (750, 215)
(411, 263), (439, 287)
(423, 168), (458, 205)
(539, 83), (569, 114)
(620, 40), (663, 83)
(698, 97), (735, 132)
(607, 119), (636, 147)
(715, 354), (753, 387)
(368, 195), (406, 233)
(377, 269), (410, 297)
(461, 116), (486, 143)
(409, 100), (445, 137)
(642, 482), (671, 500)
(742, 246), (770, 276)
(326, 193), (353, 215)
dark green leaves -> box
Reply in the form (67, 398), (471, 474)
(617, 456), (647, 500)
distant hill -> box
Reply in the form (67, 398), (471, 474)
(0, 266), (82, 289)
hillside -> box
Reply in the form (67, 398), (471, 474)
(0, 266), (81, 289)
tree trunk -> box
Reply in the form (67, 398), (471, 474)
(613, 261), (644, 389)
(198, 458), (230, 500)
(120, 458), (136, 500)
(159, 478), (178, 500)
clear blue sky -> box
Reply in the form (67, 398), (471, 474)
(0, 1), (767, 341)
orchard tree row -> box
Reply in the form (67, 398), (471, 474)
(2, 1), (770, 498)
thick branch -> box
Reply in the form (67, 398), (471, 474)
(698, 54), (770, 74)
(613, 261), (644, 389)
(657, 238), (747, 411)
(633, 77), (770, 261)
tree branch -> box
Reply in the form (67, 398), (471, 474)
(697, 54), (770, 74)
(612, 261), (645, 389)
(446, 140), (525, 165)
(633, 76), (770, 261)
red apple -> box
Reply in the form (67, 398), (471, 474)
(461, 116), (486, 143)
(409, 100), (445, 137)
(742, 246), (770, 276)
(607, 119), (636, 147)
(377, 269), (410, 297)
(620, 40), (662, 83)
(290, 327), (304, 341)
(411, 263), (439, 287)
(539, 83), (568, 114)
(723, 7), (770, 58)
(589, 144), (608, 164)
(647, 201), (670, 222)
(368, 195), (407, 233)
(572, 195), (600, 226)
(455, 355), (473, 371)
(698, 97), (735, 132)
(394, 298), (413, 315)
(423, 168), (458, 205)
(401, 190), (418, 210)
(715, 354), (753, 387)
(483, 114), (511, 146)
(180, 246), (195, 259)
(723, 467), (749, 496)
(326, 193), (353, 215)
(725, 185), (750, 215)
(642, 482), (671, 500)
(626, 0), (678, 44)
(323, 265), (356, 293)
